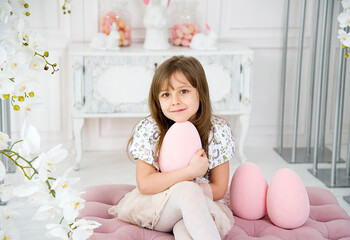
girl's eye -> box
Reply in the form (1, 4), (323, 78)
(161, 93), (169, 98)
(180, 89), (188, 94)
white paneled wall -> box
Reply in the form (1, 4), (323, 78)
(16, 0), (349, 153)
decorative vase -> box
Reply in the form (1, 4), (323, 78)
(171, 0), (200, 47)
(99, 0), (131, 47)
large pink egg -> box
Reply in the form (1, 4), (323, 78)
(159, 121), (201, 172)
(267, 168), (310, 229)
(230, 162), (268, 219)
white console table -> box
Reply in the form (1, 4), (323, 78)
(69, 42), (253, 170)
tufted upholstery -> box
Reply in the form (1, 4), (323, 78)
(79, 184), (350, 240)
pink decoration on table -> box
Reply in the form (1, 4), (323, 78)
(205, 23), (211, 31)
(173, 38), (181, 46)
(107, 11), (117, 19)
(144, 0), (169, 6)
(90, 22), (121, 50)
(158, 121), (201, 172)
(100, 10), (131, 47)
(171, 23), (200, 47)
(189, 23), (218, 50)
(267, 168), (310, 229)
(181, 39), (190, 47)
(230, 162), (268, 220)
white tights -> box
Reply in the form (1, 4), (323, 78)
(154, 181), (221, 240)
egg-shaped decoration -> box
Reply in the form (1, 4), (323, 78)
(267, 168), (310, 229)
(230, 162), (268, 219)
(159, 121), (202, 172)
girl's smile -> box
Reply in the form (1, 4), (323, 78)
(172, 108), (185, 113)
(158, 71), (200, 123)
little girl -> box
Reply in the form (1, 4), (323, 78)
(109, 56), (235, 239)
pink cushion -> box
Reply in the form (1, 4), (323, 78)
(267, 168), (310, 229)
(80, 184), (350, 240)
(159, 121), (202, 172)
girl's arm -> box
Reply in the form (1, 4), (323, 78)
(136, 149), (209, 195)
(209, 161), (230, 201)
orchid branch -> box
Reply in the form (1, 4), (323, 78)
(34, 51), (59, 74)
(1, 151), (38, 179)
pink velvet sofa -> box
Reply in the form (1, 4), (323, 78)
(79, 184), (350, 240)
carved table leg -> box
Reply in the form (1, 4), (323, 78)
(236, 114), (250, 163)
(73, 118), (84, 170)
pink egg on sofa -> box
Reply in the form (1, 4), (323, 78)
(230, 162), (268, 220)
(267, 168), (310, 229)
(159, 121), (201, 172)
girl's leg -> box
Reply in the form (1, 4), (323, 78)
(154, 181), (220, 240)
(173, 219), (192, 240)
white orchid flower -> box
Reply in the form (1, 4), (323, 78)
(0, 184), (13, 202)
(12, 71), (38, 96)
(13, 184), (40, 198)
(338, 10), (350, 28)
(33, 144), (68, 181)
(4, 50), (30, 75)
(0, 23), (11, 65)
(13, 179), (49, 204)
(30, 56), (46, 72)
(0, 40), (15, 71)
(27, 188), (49, 204)
(0, 1), (12, 24)
(0, 226), (20, 240)
(0, 23), (11, 41)
(338, 29), (350, 47)
(32, 204), (61, 221)
(17, 18), (30, 44)
(32, 153), (49, 181)
(0, 74), (15, 99)
(45, 224), (69, 240)
(51, 167), (80, 195)
(14, 178), (49, 204)
(0, 160), (6, 183)
(2, 32), (18, 55)
(28, 32), (48, 51)
(0, 205), (20, 225)
(0, 132), (10, 150)
(342, 0), (350, 11)
(0, 44), (7, 68)
(46, 144), (68, 165)
(60, 196), (85, 222)
(22, 99), (45, 117)
(0, 160), (5, 182)
(9, 3), (30, 27)
(19, 118), (40, 157)
(71, 219), (101, 240)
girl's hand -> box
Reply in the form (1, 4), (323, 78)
(187, 149), (209, 178)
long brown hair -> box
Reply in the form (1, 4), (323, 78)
(127, 55), (212, 160)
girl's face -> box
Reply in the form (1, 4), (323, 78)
(158, 71), (200, 123)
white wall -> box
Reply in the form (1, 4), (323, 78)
(15, 0), (349, 154)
